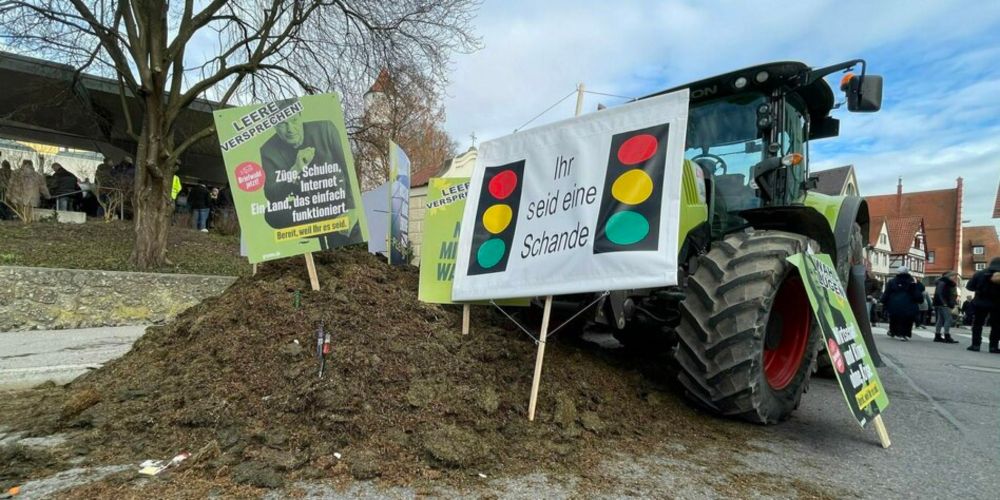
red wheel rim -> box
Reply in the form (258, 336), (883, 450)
(763, 274), (812, 390)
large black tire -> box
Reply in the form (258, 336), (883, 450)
(836, 222), (865, 284)
(674, 230), (821, 424)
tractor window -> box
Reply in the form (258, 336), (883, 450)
(780, 100), (807, 201)
(685, 94), (767, 232)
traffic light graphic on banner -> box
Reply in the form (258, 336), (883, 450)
(593, 123), (670, 253)
(467, 160), (525, 275)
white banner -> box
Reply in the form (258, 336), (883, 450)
(452, 90), (689, 300)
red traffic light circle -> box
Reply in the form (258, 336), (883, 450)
(488, 169), (518, 199)
(617, 134), (658, 165)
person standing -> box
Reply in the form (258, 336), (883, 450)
(868, 295), (879, 327)
(933, 271), (960, 343)
(207, 186), (220, 229)
(965, 257), (1000, 353)
(188, 182), (211, 232)
(881, 266), (925, 341)
(7, 159), (49, 220)
(916, 288), (930, 329)
(961, 297), (975, 326)
(0, 160), (12, 220)
(49, 162), (79, 211)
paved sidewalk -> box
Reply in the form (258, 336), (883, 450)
(0, 326), (148, 390)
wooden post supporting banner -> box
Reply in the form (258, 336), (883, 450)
(872, 414), (891, 448)
(527, 295), (554, 421)
(526, 85), (585, 422)
(252, 263), (258, 276)
(462, 304), (471, 335)
(574, 82), (586, 117)
(303, 252), (320, 291)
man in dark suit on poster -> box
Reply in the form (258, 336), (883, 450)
(259, 106), (362, 250)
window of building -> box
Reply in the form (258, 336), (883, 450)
(976, 262), (986, 271)
(973, 245), (985, 255)
(928, 251), (935, 263)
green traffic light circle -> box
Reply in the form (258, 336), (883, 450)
(604, 211), (649, 245)
(477, 238), (506, 268)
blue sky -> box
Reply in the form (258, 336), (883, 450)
(442, 0), (1000, 227)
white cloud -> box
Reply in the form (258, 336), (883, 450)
(443, 0), (1000, 228)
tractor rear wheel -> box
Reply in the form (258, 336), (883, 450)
(674, 230), (820, 424)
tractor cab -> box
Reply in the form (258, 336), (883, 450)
(645, 61), (882, 238)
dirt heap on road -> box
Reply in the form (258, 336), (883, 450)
(9, 247), (753, 490)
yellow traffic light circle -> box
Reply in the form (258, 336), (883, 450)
(611, 169), (653, 205)
(482, 204), (513, 234)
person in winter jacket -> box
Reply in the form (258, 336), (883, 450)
(48, 162), (79, 211)
(188, 183), (211, 232)
(7, 159), (49, 220)
(932, 271), (960, 343)
(965, 257), (1000, 353)
(0, 159), (11, 220)
(916, 289), (931, 328)
(881, 266), (925, 340)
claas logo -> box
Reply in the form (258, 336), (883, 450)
(467, 160), (525, 275)
(593, 123), (670, 253)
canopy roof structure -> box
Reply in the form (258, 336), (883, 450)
(0, 50), (227, 184)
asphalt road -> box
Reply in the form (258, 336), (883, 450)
(750, 323), (1000, 498)
(4, 323), (998, 498)
(0, 326), (147, 390)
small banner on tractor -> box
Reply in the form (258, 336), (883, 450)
(452, 90), (689, 300)
(213, 93), (369, 263)
(788, 252), (890, 428)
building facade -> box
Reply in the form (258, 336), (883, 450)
(866, 178), (963, 285)
(866, 217), (892, 285)
(962, 225), (1000, 277)
(885, 216), (928, 279)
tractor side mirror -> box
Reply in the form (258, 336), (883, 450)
(845, 74), (883, 112)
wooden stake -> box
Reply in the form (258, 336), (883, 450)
(873, 414), (891, 448)
(303, 252), (320, 291)
(527, 295), (554, 421)
(574, 82), (586, 117)
(462, 304), (471, 335)
(252, 263), (258, 276)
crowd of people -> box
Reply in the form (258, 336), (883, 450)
(868, 259), (1000, 353)
(0, 152), (139, 219)
(173, 182), (233, 233)
(0, 152), (232, 234)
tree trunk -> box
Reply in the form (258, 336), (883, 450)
(130, 102), (175, 270)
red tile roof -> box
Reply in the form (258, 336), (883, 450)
(884, 216), (924, 255)
(367, 69), (392, 94)
(411, 162), (442, 188)
(962, 225), (1000, 277)
(866, 179), (962, 275)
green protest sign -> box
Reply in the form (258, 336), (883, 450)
(213, 93), (368, 263)
(419, 177), (471, 303)
(418, 177), (528, 306)
(788, 252), (890, 428)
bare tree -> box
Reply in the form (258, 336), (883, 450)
(0, 0), (479, 268)
(95, 175), (133, 222)
(353, 66), (456, 190)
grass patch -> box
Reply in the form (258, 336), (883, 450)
(0, 220), (248, 276)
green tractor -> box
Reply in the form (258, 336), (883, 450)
(563, 60), (884, 424)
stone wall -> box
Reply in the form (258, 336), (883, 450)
(0, 266), (235, 331)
